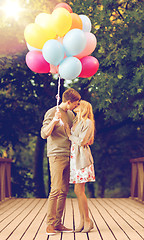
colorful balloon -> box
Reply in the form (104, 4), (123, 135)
(59, 57), (82, 80)
(75, 32), (97, 59)
(50, 64), (59, 74)
(79, 56), (99, 78)
(35, 13), (56, 40)
(79, 15), (92, 32)
(52, 8), (72, 37)
(63, 29), (86, 56)
(26, 51), (50, 73)
(42, 39), (64, 66)
(69, 13), (82, 30)
(24, 3), (99, 79)
(54, 2), (73, 13)
(24, 23), (49, 49)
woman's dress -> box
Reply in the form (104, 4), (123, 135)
(70, 143), (95, 184)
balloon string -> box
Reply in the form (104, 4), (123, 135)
(56, 75), (64, 126)
(56, 75), (61, 111)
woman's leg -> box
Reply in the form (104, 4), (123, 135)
(74, 183), (94, 232)
(74, 183), (90, 225)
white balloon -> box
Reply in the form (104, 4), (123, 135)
(59, 57), (82, 80)
(63, 29), (86, 56)
(79, 15), (92, 32)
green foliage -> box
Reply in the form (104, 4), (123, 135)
(66, 0), (144, 197)
(11, 163), (35, 198)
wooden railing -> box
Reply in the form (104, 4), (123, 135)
(0, 157), (12, 202)
(130, 157), (144, 202)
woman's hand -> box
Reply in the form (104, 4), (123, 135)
(64, 123), (71, 137)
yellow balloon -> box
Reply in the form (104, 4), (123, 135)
(24, 23), (49, 49)
(52, 8), (72, 37)
(35, 13), (56, 40)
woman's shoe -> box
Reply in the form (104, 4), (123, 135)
(75, 222), (84, 232)
(81, 219), (94, 233)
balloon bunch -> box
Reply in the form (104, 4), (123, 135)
(24, 2), (99, 80)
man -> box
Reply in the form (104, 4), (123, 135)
(41, 88), (81, 235)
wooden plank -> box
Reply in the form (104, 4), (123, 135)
(90, 198), (129, 240)
(48, 198), (75, 240)
(0, 199), (31, 228)
(34, 208), (49, 240)
(0, 199), (29, 222)
(61, 198), (74, 240)
(131, 163), (138, 198)
(128, 198), (144, 212)
(119, 198), (144, 216)
(0, 198), (21, 214)
(109, 198), (144, 225)
(0, 159), (12, 202)
(99, 198), (144, 240)
(9, 199), (47, 240)
(72, 198), (88, 240)
(108, 198), (144, 238)
(72, 198), (102, 240)
(21, 199), (47, 240)
(0, 198), (144, 240)
(138, 163), (144, 201)
(0, 198), (39, 240)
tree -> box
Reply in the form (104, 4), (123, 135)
(0, 51), (60, 197)
(67, 0), (144, 197)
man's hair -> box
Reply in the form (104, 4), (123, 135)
(62, 88), (81, 103)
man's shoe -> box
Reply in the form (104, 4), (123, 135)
(55, 224), (73, 232)
(46, 224), (57, 235)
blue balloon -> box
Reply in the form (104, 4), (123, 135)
(59, 57), (82, 80)
(42, 40), (64, 66)
(79, 15), (92, 32)
(63, 29), (86, 56)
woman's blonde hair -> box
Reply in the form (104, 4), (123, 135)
(77, 100), (95, 143)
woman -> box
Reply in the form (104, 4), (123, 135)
(65, 100), (95, 233)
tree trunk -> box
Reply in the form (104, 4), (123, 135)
(87, 182), (95, 198)
(98, 172), (106, 198)
(34, 135), (46, 198)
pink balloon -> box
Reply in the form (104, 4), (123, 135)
(54, 2), (73, 13)
(75, 32), (97, 59)
(26, 50), (50, 73)
(79, 56), (99, 78)
(50, 64), (59, 74)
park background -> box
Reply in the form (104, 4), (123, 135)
(0, 0), (144, 199)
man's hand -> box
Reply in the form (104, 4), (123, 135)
(53, 109), (62, 122)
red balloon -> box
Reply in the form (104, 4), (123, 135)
(79, 56), (99, 78)
(54, 2), (73, 13)
(26, 51), (50, 73)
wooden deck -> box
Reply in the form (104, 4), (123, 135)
(0, 198), (144, 240)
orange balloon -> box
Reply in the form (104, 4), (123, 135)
(70, 13), (83, 30)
